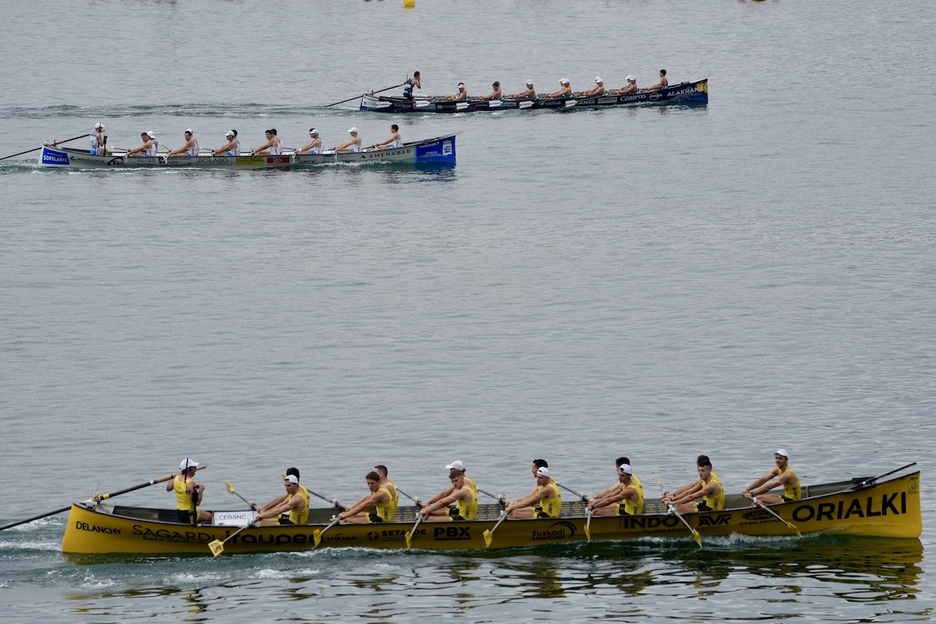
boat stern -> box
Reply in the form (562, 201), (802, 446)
(38, 144), (71, 167)
(415, 135), (456, 166)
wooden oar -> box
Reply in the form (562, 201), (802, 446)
(225, 481), (257, 510)
(0, 133), (89, 161)
(313, 517), (341, 547)
(658, 478), (702, 548)
(751, 497), (802, 537)
(405, 514), (423, 548)
(0, 466), (206, 532)
(208, 522), (253, 557)
(483, 511), (508, 547)
(322, 82), (405, 108)
(279, 473), (345, 511)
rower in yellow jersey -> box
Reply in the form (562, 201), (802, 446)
(256, 474), (309, 525)
(505, 464), (562, 519)
(664, 455), (725, 514)
(587, 463), (645, 516)
(742, 449), (802, 505)
(338, 471), (396, 524)
(374, 465), (399, 511)
(418, 468), (479, 521)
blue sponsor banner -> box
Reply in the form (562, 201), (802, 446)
(415, 137), (456, 166)
(40, 146), (70, 166)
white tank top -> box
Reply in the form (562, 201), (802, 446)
(229, 138), (240, 156)
(269, 137), (283, 156)
(389, 136), (401, 149)
(186, 139), (199, 157)
(145, 139), (158, 157)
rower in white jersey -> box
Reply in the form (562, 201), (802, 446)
(296, 128), (323, 155)
(211, 130), (240, 157)
(334, 127), (362, 154)
(370, 124), (402, 150)
(127, 131), (158, 157)
(253, 129), (283, 155)
(167, 129), (199, 158)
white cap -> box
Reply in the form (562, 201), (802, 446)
(776, 449), (789, 458)
(445, 460), (466, 471)
(626, 75), (636, 81)
(225, 130), (234, 137)
(618, 464), (632, 475)
(525, 79), (533, 86)
(284, 474), (299, 484)
(536, 466), (550, 477)
(309, 128), (317, 134)
(179, 458), (199, 471)
(147, 131), (155, 138)
(185, 128), (193, 134)
(560, 78), (569, 85)
(94, 122), (103, 129)
(595, 76), (603, 83)
(349, 127), (358, 133)
(457, 82), (465, 88)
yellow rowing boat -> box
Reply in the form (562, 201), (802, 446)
(61, 468), (921, 555)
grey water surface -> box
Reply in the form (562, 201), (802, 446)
(1, 0), (934, 622)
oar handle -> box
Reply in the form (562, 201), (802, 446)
(1, 466), (205, 532)
(0, 132), (90, 161)
(95, 465), (206, 502)
(322, 82), (406, 107)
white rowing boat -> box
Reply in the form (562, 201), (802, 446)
(37, 134), (457, 169)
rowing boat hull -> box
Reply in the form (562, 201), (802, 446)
(360, 79), (708, 113)
(37, 135), (456, 169)
(296, 134), (455, 166)
(39, 146), (293, 169)
(60, 470), (920, 555)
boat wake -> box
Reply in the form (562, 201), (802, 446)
(0, 103), (365, 121)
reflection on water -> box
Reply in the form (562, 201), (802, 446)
(38, 536), (927, 621)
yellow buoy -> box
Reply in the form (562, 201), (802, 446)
(403, 0), (415, 7)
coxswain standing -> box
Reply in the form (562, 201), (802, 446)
(402, 71), (421, 99)
(167, 129), (199, 158)
(90, 122), (106, 155)
(166, 458), (211, 524)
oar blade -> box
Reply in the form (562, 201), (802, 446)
(313, 529), (323, 547)
(483, 529), (494, 547)
(584, 510), (592, 542)
(225, 481), (236, 496)
(691, 529), (703, 549)
(208, 539), (224, 557)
